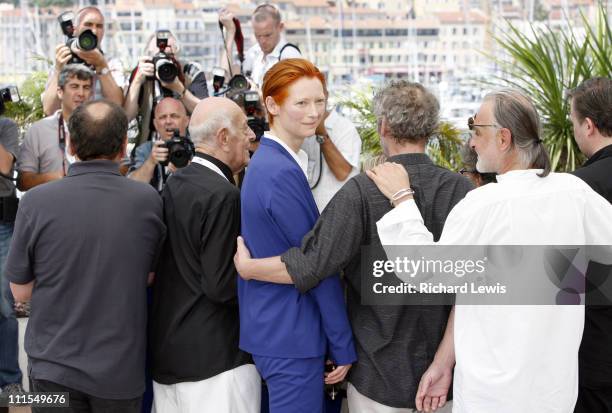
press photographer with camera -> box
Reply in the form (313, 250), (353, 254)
(218, 4), (301, 89)
(42, 7), (124, 116)
(18, 65), (93, 191)
(0, 86), (24, 395)
(128, 97), (193, 191)
(124, 30), (207, 145)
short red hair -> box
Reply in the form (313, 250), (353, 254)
(262, 58), (327, 126)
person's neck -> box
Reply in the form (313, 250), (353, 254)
(269, 126), (303, 154)
(384, 137), (427, 157)
(586, 137), (612, 158)
(497, 153), (529, 175)
(195, 144), (234, 173)
(61, 107), (72, 122)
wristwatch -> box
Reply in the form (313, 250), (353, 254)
(316, 134), (327, 144)
(97, 67), (110, 76)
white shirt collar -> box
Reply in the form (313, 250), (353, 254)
(496, 169), (544, 183)
(264, 134), (309, 177)
(191, 155), (228, 181)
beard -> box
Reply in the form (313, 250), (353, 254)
(476, 155), (498, 174)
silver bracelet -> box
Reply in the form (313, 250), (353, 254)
(390, 188), (415, 206)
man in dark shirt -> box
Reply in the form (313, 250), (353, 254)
(6, 100), (166, 412)
(235, 81), (473, 411)
(568, 77), (612, 413)
(149, 97), (260, 412)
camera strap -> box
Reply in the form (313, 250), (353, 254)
(57, 114), (68, 176)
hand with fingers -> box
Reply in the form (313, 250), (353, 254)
(365, 162), (411, 201)
(234, 236), (252, 280)
(55, 44), (72, 71)
(324, 361), (351, 385)
(415, 361), (452, 412)
(133, 57), (155, 87)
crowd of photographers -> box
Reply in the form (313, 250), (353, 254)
(1, 3), (611, 413)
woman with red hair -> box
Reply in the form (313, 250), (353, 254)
(238, 59), (356, 412)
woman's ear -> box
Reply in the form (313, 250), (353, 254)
(265, 96), (280, 117)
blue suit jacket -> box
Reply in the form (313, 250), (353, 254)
(239, 137), (356, 365)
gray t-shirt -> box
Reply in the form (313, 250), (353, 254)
(6, 160), (166, 399)
(17, 112), (66, 176)
(0, 117), (19, 197)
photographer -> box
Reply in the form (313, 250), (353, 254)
(42, 7), (124, 116)
(18, 65), (93, 191)
(128, 97), (190, 191)
(0, 93), (24, 395)
(219, 4), (301, 88)
(124, 31), (207, 145)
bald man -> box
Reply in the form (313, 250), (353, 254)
(128, 97), (190, 190)
(149, 97), (259, 413)
(7, 100), (165, 412)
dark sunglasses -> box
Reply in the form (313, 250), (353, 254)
(468, 115), (499, 131)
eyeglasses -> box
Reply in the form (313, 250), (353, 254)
(459, 168), (477, 175)
(467, 115), (499, 131)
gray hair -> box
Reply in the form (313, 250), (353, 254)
(75, 6), (103, 27)
(372, 80), (439, 143)
(189, 113), (234, 145)
(253, 3), (281, 24)
(484, 89), (551, 177)
(58, 64), (94, 89)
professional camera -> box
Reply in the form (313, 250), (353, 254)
(160, 129), (195, 168)
(0, 86), (20, 115)
(58, 12), (98, 67)
(244, 91), (268, 141)
(149, 30), (179, 83)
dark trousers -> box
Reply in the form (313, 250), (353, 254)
(30, 379), (142, 413)
(575, 385), (612, 413)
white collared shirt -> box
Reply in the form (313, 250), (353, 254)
(264, 134), (308, 178)
(190, 155), (228, 181)
(243, 40), (302, 88)
(301, 111), (362, 212)
(376, 170), (612, 413)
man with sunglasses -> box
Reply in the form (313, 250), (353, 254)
(368, 89), (612, 412)
(219, 3), (301, 88)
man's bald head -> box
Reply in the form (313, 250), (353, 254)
(153, 97), (189, 141)
(189, 97), (244, 145)
(68, 100), (127, 161)
(190, 97), (255, 174)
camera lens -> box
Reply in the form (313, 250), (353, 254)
(228, 75), (249, 93)
(76, 29), (98, 51)
(168, 144), (190, 168)
(156, 59), (178, 83)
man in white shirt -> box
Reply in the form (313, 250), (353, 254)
(219, 4), (302, 88)
(367, 89), (612, 413)
(302, 106), (362, 212)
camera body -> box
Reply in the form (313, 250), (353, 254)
(159, 129), (195, 169)
(244, 91), (268, 142)
(0, 86), (20, 116)
(58, 12), (98, 68)
(148, 30), (179, 83)
(213, 69), (269, 141)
